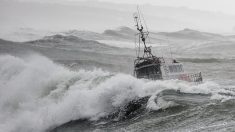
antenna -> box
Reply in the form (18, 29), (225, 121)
(133, 6), (153, 58)
(138, 6), (149, 34)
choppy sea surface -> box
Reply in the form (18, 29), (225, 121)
(1, 33), (235, 132)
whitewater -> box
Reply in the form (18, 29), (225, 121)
(1, 54), (235, 132)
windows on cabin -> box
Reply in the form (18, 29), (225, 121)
(168, 64), (183, 73)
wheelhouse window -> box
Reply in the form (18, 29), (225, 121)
(168, 64), (183, 73)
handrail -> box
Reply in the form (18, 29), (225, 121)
(136, 72), (202, 83)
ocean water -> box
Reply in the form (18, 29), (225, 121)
(1, 53), (235, 132)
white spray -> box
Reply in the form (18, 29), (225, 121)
(0, 54), (230, 132)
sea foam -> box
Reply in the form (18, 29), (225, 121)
(0, 54), (230, 132)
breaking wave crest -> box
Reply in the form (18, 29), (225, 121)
(0, 54), (234, 132)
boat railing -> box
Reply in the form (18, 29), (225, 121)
(137, 72), (203, 83)
(164, 72), (203, 83)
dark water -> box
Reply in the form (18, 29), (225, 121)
(1, 38), (235, 132)
(1, 54), (235, 132)
(52, 91), (235, 132)
(51, 56), (235, 132)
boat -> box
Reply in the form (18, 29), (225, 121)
(133, 10), (202, 83)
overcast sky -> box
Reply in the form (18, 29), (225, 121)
(1, 0), (235, 36)
(98, 0), (235, 15)
(19, 0), (235, 15)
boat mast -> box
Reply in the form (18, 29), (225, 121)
(134, 7), (153, 58)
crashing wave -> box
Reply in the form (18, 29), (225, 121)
(0, 54), (234, 132)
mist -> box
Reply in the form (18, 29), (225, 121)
(1, 0), (235, 35)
